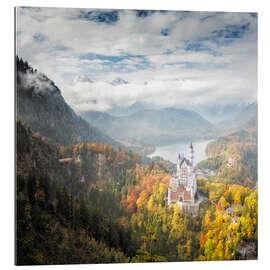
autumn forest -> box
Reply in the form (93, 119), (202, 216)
(15, 8), (258, 265)
(16, 118), (257, 264)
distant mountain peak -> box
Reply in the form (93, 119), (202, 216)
(110, 77), (129, 86)
(75, 74), (94, 83)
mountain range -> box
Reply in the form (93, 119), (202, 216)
(81, 107), (216, 145)
(16, 56), (257, 152)
(191, 103), (248, 125)
(216, 102), (258, 133)
(107, 101), (157, 117)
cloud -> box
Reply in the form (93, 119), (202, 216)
(16, 8), (257, 113)
(19, 70), (59, 96)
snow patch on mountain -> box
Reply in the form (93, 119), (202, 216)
(110, 77), (129, 86)
(74, 74), (94, 84)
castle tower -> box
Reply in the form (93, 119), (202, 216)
(176, 153), (181, 176)
(189, 142), (194, 167)
(177, 153), (181, 163)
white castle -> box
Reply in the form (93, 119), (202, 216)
(168, 143), (199, 214)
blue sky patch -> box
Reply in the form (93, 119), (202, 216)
(169, 61), (227, 70)
(161, 28), (170, 36)
(212, 23), (250, 39)
(80, 53), (124, 63)
(80, 53), (145, 63)
(185, 41), (222, 56)
(79, 53), (152, 74)
(33, 33), (46, 42)
(135, 10), (157, 17)
(184, 23), (251, 51)
(186, 42), (208, 52)
(250, 13), (257, 18)
(78, 10), (119, 24)
(53, 45), (70, 51)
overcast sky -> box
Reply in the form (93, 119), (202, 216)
(16, 7), (258, 112)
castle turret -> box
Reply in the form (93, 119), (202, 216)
(176, 153), (181, 176)
(189, 142), (194, 166)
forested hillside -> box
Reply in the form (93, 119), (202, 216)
(197, 117), (257, 188)
(16, 120), (138, 264)
(16, 120), (257, 264)
(16, 57), (123, 149)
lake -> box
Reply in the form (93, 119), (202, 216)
(147, 140), (212, 165)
